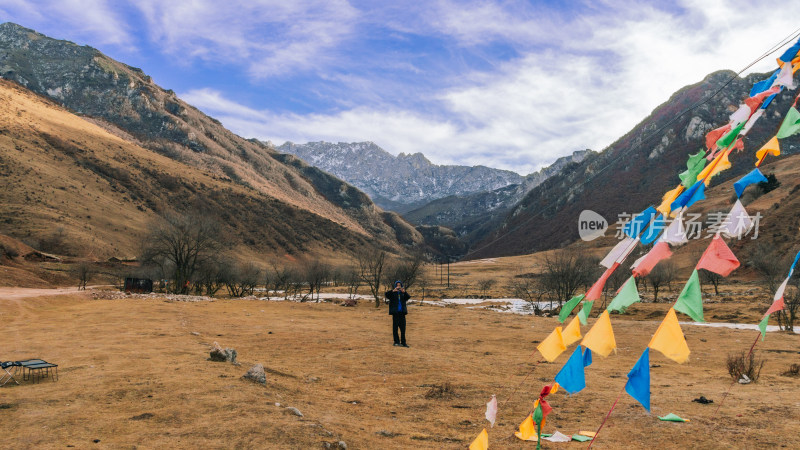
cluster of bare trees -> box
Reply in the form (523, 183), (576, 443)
(357, 250), (424, 307)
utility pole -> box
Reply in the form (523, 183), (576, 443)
(447, 257), (450, 288)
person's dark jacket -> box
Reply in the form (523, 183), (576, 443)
(385, 289), (410, 315)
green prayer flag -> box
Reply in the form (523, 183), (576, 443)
(674, 269), (704, 323)
(607, 277), (640, 313)
(577, 300), (594, 325)
(777, 106), (800, 139)
(532, 403), (544, 425)
(715, 121), (745, 149)
(758, 314), (770, 341)
(679, 150), (707, 188)
(658, 413), (689, 422)
(559, 294), (585, 323)
(572, 435), (593, 442)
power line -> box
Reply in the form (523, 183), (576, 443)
(463, 26), (800, 260)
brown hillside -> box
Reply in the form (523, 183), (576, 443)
(0, 79), (396, 260)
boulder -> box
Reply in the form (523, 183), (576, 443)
(243, 364), (267, 384)
(209, 341), (237, 364)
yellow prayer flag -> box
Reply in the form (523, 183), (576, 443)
(658, 185), (684, 217)
(648, 308), (690, 364)
(580, 310), (616, 357)
(702, 149), (732, 186)
(469, 428), (489, 450)
(755, 136), (780, 167)
(562, 315), (582, 347)
(536, 326), (566, 362)
(551, 382), (560, 394)
(514, 414), (538, 441)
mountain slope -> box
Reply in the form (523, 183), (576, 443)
(469, 70), (800, 258)
(0, 22), (428, 258)
(277, 141), (525, 212)
(403, 150), (593, 244)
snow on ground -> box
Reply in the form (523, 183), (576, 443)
(680, 321), (781, 332)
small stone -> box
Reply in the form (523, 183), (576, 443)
(274, 402), (281, 407)
(337, 441), (347, 449)
(242, 364), (267, 385)
(92, 439), (100, 443)
(285, 406), (303, 417)
(738, 374), (751, 384)
(191, 331), (200, 336)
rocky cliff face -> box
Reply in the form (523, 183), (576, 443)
(403, 150), (594, 245)
(277, 141), (528, 212)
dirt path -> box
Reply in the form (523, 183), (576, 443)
(0, 285), (108, 300)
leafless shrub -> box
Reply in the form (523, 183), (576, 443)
(424, 382), (458, 399)
(782, 363), (800, 377)
(726, 351), (765, 382)
(646, 261), (676, 303)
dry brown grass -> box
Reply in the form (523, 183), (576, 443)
(2, 290), (799, 449)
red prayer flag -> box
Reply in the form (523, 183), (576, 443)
(705, 124), (731, 150)
(744, 86), (781, 113)
(585, 263), (619, 301)
(632, 241), (672, 278)
(695, 235), (740, 277)
(765, 297), (785, 316)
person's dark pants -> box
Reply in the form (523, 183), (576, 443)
(392, 313), (406, 344)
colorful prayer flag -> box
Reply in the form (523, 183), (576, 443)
(670, 180), (705, 211)
(715, 121), (745, 150)
(515, 414), (538, 441)
(658, 413), (689, 422)
(580, 310), (616, 357)
(696, 235), (740, 277)
(562, 315), (582, 347)
(577, 300), (595, 325)
(755, 136), (780, 166)
(720, 200), (753, 239)
(705, 124), (731, 150)
(624, 207), (657, 239)
(734, 169), (768, 198)
(559, 294), (585, 323)
(625, 348), (651, 411)
(648, 308), (690, 364)
(660, 212), (688, 245)
(537, 327), (566, 362)
(485, 395), (497, 427)
(470, 428), (489, 450)
(657, 185), (684, 216)
(758, 314), (770, 341)
(586, 264), (618, 302)
(632, 241), (672, 278)
(777, 106), (800, 139)
(554, 346), (587, 394)
(607, 276), (640, 313)
(641, 214), (666, 245)
(679, 151), (707, 188)
(674, 269), (704, 323)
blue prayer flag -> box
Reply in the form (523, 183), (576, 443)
(670, 180), (705, 212)
(750, 71), (778, 97)
(640, 214), (665, 245)
(582, 347), (592, 368)
(625, 348), (651, 411)
(624, 207), (657, 239)
(779, 38), (800, 63)
(555, 346), (586, 394)
(733, 169), (768, 198)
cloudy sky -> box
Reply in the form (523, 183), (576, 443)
(3, 1), (799, 174)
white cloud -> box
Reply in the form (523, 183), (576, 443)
(132, 0), (358, 78)
(1, 0), (132, 47)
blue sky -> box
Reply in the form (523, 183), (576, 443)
(2, 1), (799, 174)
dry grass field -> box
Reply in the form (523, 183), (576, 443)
(2, 288), (798, 449)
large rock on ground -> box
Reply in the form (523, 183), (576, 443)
(242, 364), (267, 384)
(209, 341), (237, 364)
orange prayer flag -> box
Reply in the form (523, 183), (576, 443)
(701, 149), (732, 186)
(562, 315), (582, 347)
(586, 263), (618, 301)
(515, 414), (538, 441)
(648, 308), (691, 364)
(536, 327), (566, 362)
(469, 428), (489, 450)
(580, 310), (616, 357)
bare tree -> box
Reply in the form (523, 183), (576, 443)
(221, 261), (261, 298)
(540, 250), (597, 306)
(358, 250), (386, 307)
(646, 261), (676, 303)
(266, 263), (294, 299)
(508, 273), (546, 311)
(299, 259), (330, 302)
(193, 259), (224, 296)
(477, 278), (496, 299)
(141, 214), (220, 294)
(699, 269), (723, 295)
(782, 279), (800, 332)
(72, 262), (94, 290)
(343, 266), (361, 299)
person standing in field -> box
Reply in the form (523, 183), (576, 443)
(386, 280), (410, 347)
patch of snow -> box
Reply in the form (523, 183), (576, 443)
(680, 322), (781, 332)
